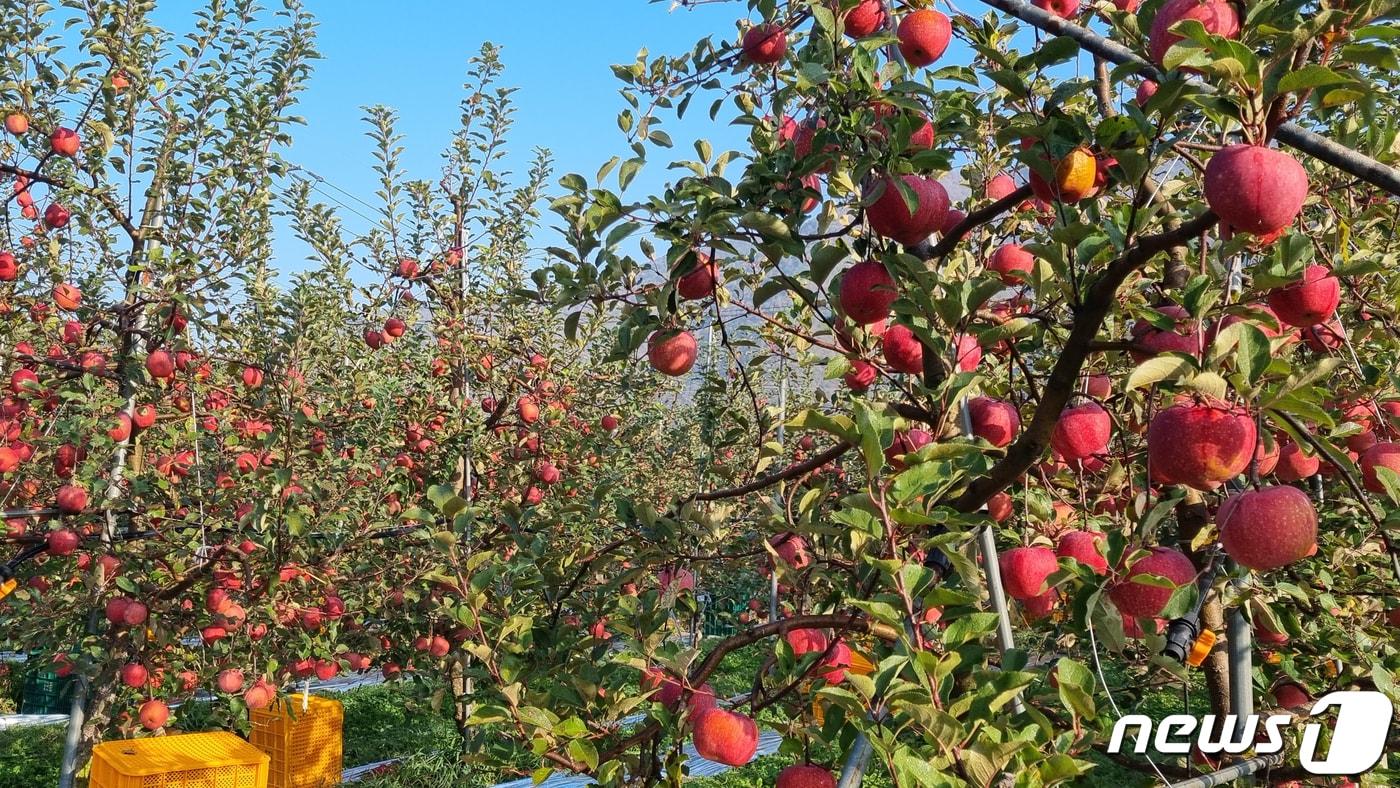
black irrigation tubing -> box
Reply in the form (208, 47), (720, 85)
(977, 0), (1400, 197)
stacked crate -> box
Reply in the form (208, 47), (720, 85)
(249, 694), (344, 788)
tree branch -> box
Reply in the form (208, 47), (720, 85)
(689, 442), (851, 502)
(974, 0), (1400, 196)
(952, 211), (1219, 512)
(919, 184), (1034, 261)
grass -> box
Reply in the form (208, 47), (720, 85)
(0, 725), (63, 788)
(338, 683), (461, 767)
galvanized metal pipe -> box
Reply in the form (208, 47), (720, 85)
(960, 400), (1026, 716)
(1227, 606), (1254, 741)
(836, 732), (873, 788)
(1167, 753), (1285, 788)
(771, 372), (787, 623)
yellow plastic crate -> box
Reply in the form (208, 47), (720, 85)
(249, 695), (343, 788)
(90, 731), (269, 788)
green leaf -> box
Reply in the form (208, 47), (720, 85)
(1055, 657), (1097, 721)
(618, 157), (644, 190)
(1375, 466), (1400, 506)
(788, 409), (858, 444)
(944, 612), (999, 646)
(1278, 64), (1355, 94)
(1125, 354), (1196, 391)
(741, 211), (791, 241)
(567, 738), (599, 771)
(1017, 36), (1080, 72)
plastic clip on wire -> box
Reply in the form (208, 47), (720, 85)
(0, 542), (51, 602)
(1162, 549), (1222, 666)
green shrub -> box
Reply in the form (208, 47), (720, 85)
(0, 725), (63, 788)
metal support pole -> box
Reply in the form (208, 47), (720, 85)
(771, 372), (787, 623)
(1227, 598), (1255, 785)
(960, 400), (1026, 716)
(58, 675), (87, 788)
(1167, 753), (1284, 788)
(836, 732), (873, 788)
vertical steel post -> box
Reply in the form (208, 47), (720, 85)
(1227, 567), (1255, 786)
(836, 732), (873, 788)
(771, 372), (787, 623)
(960, 400), (1026, 716)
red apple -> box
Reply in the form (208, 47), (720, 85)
(647, 330), (698, 376)
(1056, 530), (1108, 574)
(1052, 402), (1112, 462)
(881, 324), (923, 374)
(677, 252), (719, 300)
(1360, 442), (1400, 494)
(967, 396), (1020, 447)
(1032, 0), (1080, 17)
(999, 546), (1058, 600)
(865, 174), (949, 246)
(139, 699), (169, 730)
(742, 23), (787, 65)
(120, 662), (149, 688)
(1203, 145), (1307, 236)
(1147, 403), (1255, 490)
(987, 243), (1035, 284)
(776, 764), (836, 788)
(897, 9), (951, 67)
(1218, 485), (1317, 570)
(692, 708), (759, 766)
(838, 260), (898, 324)
(1109, 547), (1196, 618)
(843, 359), (877, 392)
(49, 127), (80, 157)
(841, 0), (886, 38)
(145, 350), (176, 379)
(1149, 0), (1241, 67)
(1267, 265), (1340, 328)
(216, 669), (244, 693)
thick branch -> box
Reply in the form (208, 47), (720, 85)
(952, 211), (1218, 511)
(687, 613), (899, 689)
(689, 442), (851, 502)
(920, 184), (1034, 260)
(974, 0), (1400, 196)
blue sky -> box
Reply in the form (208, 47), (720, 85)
(140, 2), (1001, 280)
(215, 0), (758, 277)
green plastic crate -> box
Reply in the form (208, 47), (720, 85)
(20, 670), (74, 714)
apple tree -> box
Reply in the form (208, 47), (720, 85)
(484, 0), (1400, 785)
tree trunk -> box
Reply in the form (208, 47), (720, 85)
(1176, 491), (1230, 717)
